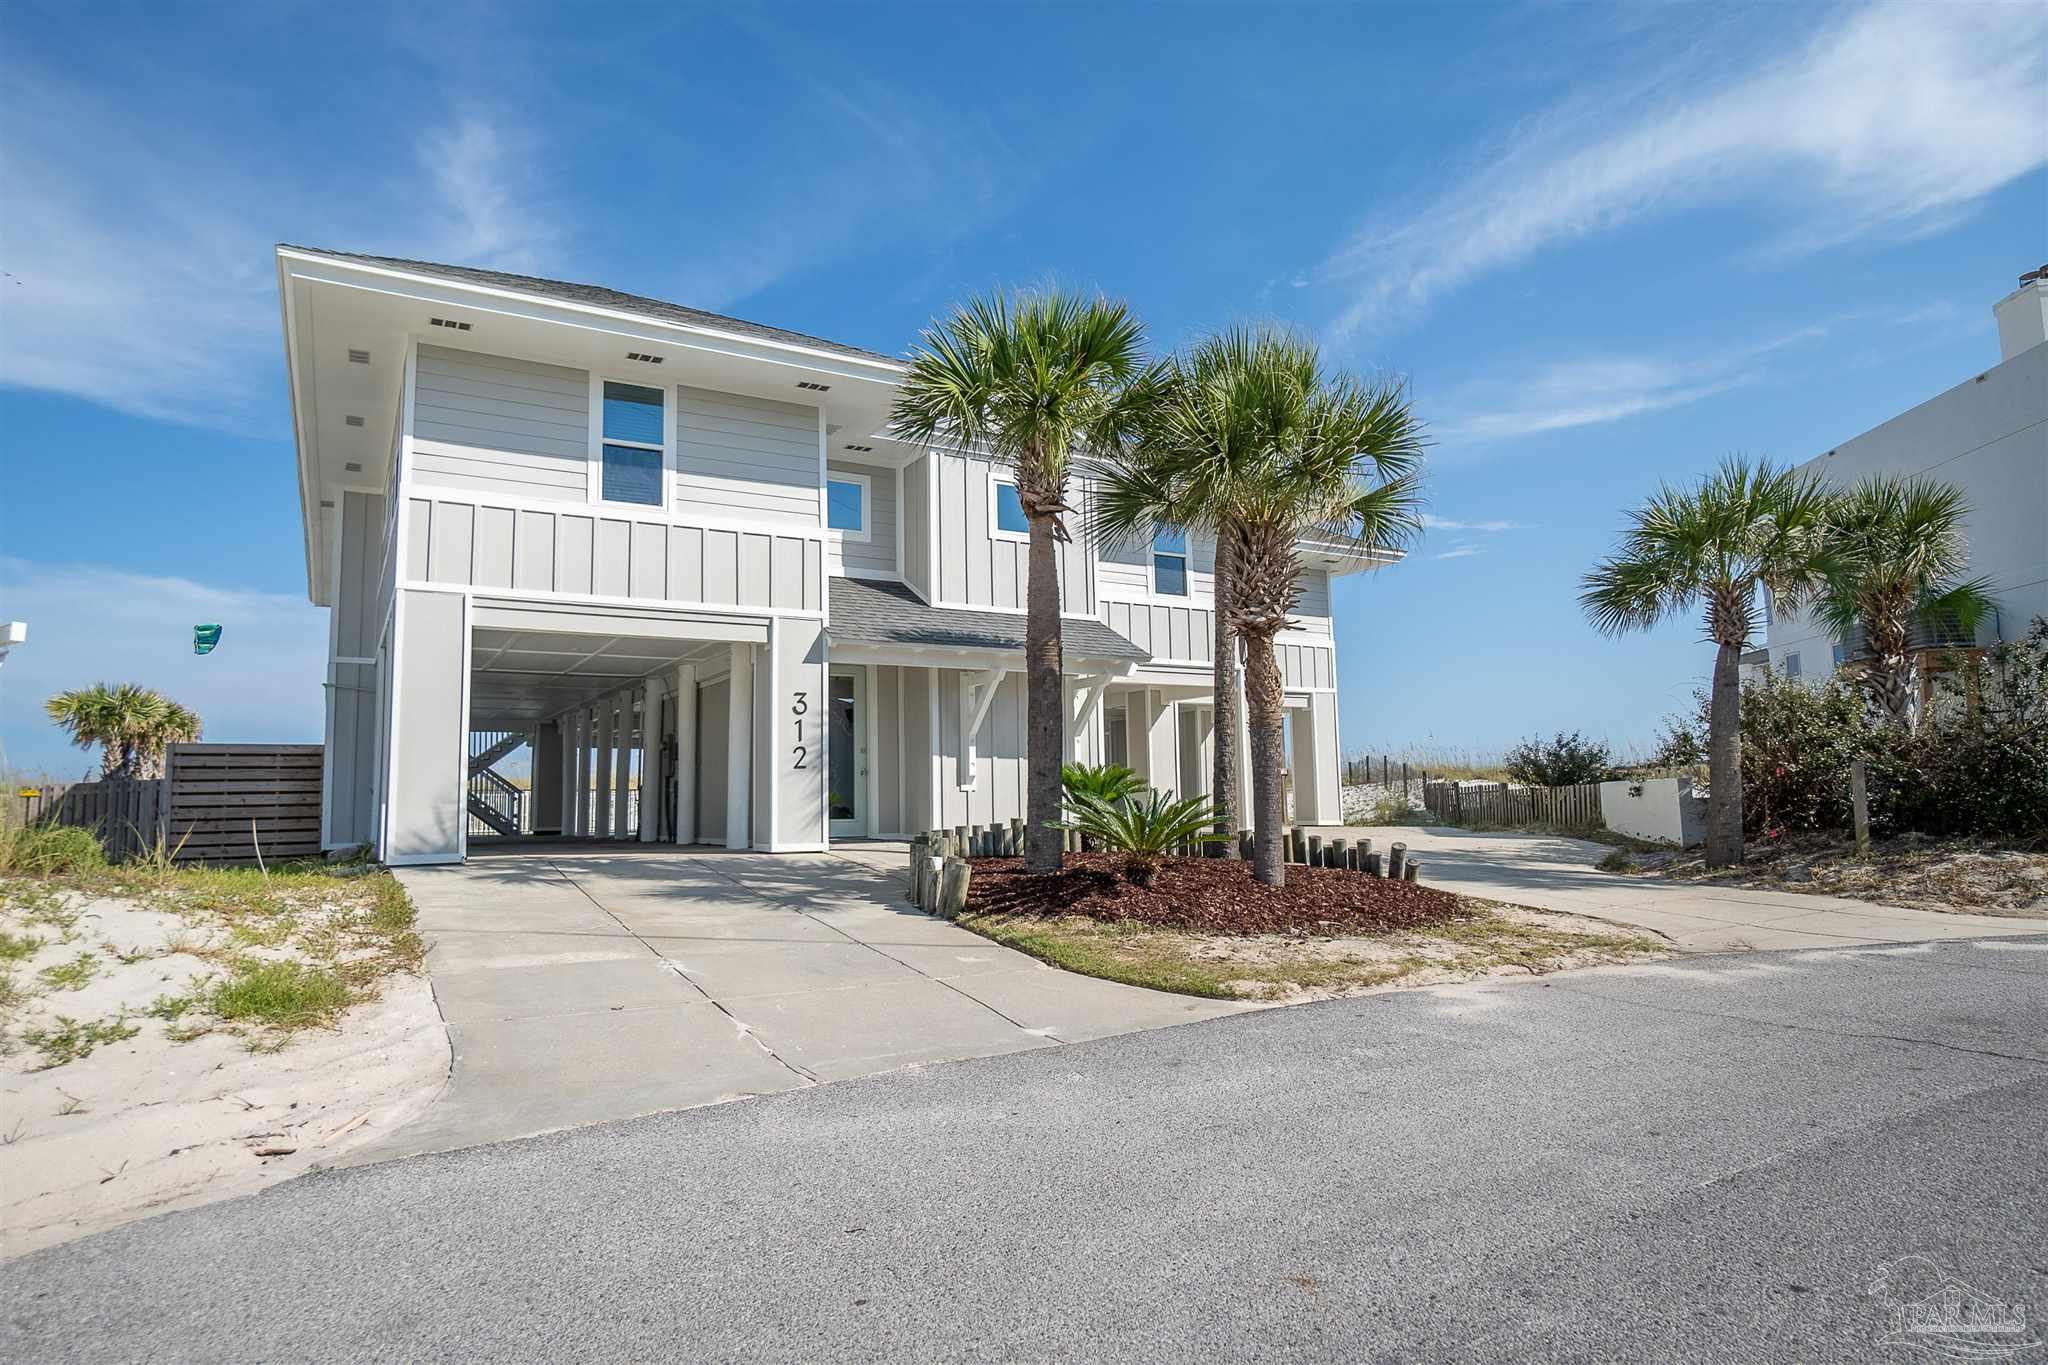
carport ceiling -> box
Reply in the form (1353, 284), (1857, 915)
(469, 629), (728, 727)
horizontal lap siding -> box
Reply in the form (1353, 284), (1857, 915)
(411, 346), (589, 501)
(675, 387), (820, 527)
(406, 498), (817, 610)
(828, 459), (897, 576)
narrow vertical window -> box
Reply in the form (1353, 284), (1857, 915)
(601, 381), (664, 506)
(1153, 525), (1188, 596)
(827, 476), (868, 537)
(993, 480), (1029, 538)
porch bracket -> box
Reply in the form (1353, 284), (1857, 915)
(957, 668), (1006, 790)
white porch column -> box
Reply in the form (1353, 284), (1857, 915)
(725, 642), (753, 850)
(639, 676), (665, 843)
(1236, 678), (1254, 825)
(613, 696), (633, 838)
(1136, 689), (1178, 795)
(673, 663), (697, 845)
(594, 701), (614, 838)
(572, 708), (590, 836)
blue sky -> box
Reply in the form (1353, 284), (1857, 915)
(2, 0), (2043, 777)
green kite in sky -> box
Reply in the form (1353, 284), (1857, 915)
(193, 624), (222, 655)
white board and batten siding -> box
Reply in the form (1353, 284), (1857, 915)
(675, 387), (821, 528)
(410, 346), (591, 501)
(901, 455), (932, 599)
(404, 498), (823, 612)
(827, 458), (898, 577)
(931, 454), (1091, 613)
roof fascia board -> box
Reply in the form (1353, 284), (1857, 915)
(277, 249), (905, 381)
(277, 252), (322, 604)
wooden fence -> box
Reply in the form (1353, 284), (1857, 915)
(1421, 779), (1603, 832)
(15, 778), (166, 861)
(164, 744), (324, 865)
(17, 745), (325, 865)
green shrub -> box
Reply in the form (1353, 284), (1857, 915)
(1060, 762), (1145, 806)
(0, 825), (108, 877)
(1503, 731), (1618, 787)
(1062, 788), (1225, 885)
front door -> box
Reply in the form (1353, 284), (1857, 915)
(828, 667), (866, 838)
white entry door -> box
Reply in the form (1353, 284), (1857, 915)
(827, 667), (866, 838)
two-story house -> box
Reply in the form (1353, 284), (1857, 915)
(278, 247), (1383, 864)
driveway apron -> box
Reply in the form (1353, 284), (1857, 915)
(348, 845), (1248, 1162)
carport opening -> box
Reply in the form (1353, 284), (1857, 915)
(468, 625), (741, 847)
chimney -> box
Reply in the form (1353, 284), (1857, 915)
(1992, 265), (2048, 362)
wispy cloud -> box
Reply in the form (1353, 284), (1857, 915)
(0, 559), (326, 776)
(1420, 515), (1532, 533)
(0, 67), (555, 430)
(1319, 2), (2048, 334)
(1432, 545), (1484, 561)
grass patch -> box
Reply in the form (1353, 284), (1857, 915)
(1597, 849), (1641, 874)
(961, 899), (1665, 1001)
(37, 952), (99, 992)
(0, 825), (108, 877)
(22, 1014), (139, 1069)
(0, 929), (42, 961)
(211, 960), (352, 1032)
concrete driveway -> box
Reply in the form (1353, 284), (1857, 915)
(353, 843), (1248, 1161)
(1327, 824), (2048, 951)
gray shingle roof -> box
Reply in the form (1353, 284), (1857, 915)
(830, 578), (1148, 662)
(280, 245), (901, 366)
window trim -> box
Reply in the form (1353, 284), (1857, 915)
(588, 374), (671, 510)
(988, 477), (1030, 543)
(1152, 524), (1189, 597)
(826, 471), (872, 543)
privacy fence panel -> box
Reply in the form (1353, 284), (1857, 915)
(164, 744), (325, 865)
(1421, 780), (1604, 832)
(21, 778), (166, 860)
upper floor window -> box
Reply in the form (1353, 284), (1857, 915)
(1783, 651), (1802, 679)
(992, 480), (1029, 540)
(600, 381), (664, 506)
(1154, 525), (1188, 596)
(827, 474), (869, 540)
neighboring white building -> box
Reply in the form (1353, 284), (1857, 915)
(1763, 268), (2048, 681)
(278, 247), (1383, 864)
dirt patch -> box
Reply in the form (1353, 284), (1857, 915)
(0, 871), (448, 1258)
(1633, 834), (2048, 915)
(960, 899), (1668, 1002)
(966, 853), (1468, 936)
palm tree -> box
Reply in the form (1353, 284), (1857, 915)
(1811, 475), (1996, 731)
(1097, 328), (1423, 886)
(891, 291), (1154, 872)
(1580, 458), (1834, 867)
(45, 683), (203, 779)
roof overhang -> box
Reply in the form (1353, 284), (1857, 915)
(276, 247), (907, 606)
(1298, 537), (1404, 577)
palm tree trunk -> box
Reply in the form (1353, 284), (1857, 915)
(1023, 512), (1066, 873)
(1242, 627), (1287, 886)
(1210, 531), (1240, 855)
(1705, 638), (1745, 867)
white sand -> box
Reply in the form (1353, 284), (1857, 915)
(1, 894), (448, 1259)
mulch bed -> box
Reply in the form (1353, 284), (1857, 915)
(964, 852), (1471, 937)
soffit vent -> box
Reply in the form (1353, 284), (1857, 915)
(843, 443), (874, 453)
(347, 348), (371, 364)
(627, 351), (665, 364)
(796, 380), (831, 392)
(344, 461), (363, 473)
(319, 499), (336, 509)
(344, 414), (365, 427)
(429, 317), (472, 331)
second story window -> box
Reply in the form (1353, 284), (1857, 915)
(992, 480), (1029, 540)
(827, 475), (869, 539)
(1154, 525), (1188, 596)
(601, 381), (664, 506)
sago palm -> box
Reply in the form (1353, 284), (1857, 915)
(892, 290), (1155, 872)
(1099, 327), (1423, 886)
(45, 683), (203, 779)
(1812, 475), (1996, 732)
(1580, 458), (1833, 866)
(1062, 787), (1224, 886)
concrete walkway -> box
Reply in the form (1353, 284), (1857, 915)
(1325, 824), (2048, 951)
(351, 843), (1248, 1162)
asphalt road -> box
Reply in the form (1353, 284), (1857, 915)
(7, 938), (2047, 1363)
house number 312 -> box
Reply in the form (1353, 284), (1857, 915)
(790, 691), (808, 769)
